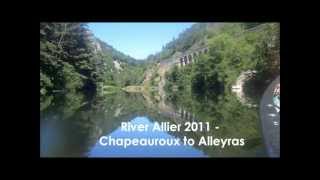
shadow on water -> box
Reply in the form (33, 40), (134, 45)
(40, 88), (267, 157)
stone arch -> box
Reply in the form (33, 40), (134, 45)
(180, 57), (184, 66)
(193, 52), (198, 62)
(188, 54), (193, 63)
(184, 56), (188, 65)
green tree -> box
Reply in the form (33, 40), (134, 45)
(40, 23), (99, 97)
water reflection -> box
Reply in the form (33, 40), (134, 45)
(88, 117), (206, 157)
(40, 90), (266, 157)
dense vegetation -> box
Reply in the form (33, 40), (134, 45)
(92, 38), (146, 87)
(41, 23), (279, 157)
(40, 23), (146, 104)
(146, 23), (223, 62)
(164, 23), (280, 99)
(41, 22), (279, 108)
(40, 23), (98, 97)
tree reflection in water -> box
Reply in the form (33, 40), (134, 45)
(40, 89), (266, 157)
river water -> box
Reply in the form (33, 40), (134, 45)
(40, 90), (266, 157)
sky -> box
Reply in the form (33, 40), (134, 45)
(88, 23), (194, 60)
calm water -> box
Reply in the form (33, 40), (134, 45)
(40, 91), (266, 157)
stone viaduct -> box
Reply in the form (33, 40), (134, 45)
(175, 47), (209, 67)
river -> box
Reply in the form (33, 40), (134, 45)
(40, 90), (267, 157)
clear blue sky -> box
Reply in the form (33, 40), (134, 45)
(88, 23), (194, 60)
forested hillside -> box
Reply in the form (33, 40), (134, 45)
(40, 22), (279, 103)
(40, 23), (146, 100)
(162, 23), (279, 100)
(41, 22), (280, 158)
(90, 35), (146, 87)
(145, 23), (224, 62)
